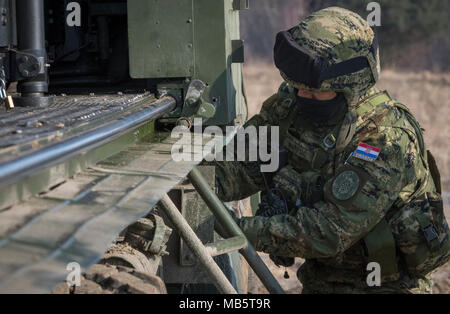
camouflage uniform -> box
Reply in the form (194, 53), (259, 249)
(213, 7), (449, 294)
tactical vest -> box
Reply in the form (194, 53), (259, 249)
(275, 88), (450, 281)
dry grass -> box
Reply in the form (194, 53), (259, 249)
(243, 61), (450, 294)
(243, 61), (284, 118)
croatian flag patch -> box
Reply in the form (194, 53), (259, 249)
(353, 142), (381, 162)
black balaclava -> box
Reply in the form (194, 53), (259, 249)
(296, 92), (347, 123)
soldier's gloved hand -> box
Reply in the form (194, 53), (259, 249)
(255, 193), (288, 217)
(227, 208), (240, 224)
(269, 254), (295, 267)
(223, 206), (271, 252)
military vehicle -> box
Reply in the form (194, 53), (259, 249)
(0, 0), (284, 294)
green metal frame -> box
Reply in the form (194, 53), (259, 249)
(158, 166), (285, 294)
(160, 194), (238, 294)
(127, 0), (248, 126)
(187, 167), (286, 294)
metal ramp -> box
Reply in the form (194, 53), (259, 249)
(0, 94), (176, 211)
(0, 122), (285, 294)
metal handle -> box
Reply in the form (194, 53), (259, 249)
(188, 167), (286, 294)
(159, 194), (238, 294)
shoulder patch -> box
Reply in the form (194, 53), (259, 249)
(353, 142), (380, 162)
(331, 170), (360, 201)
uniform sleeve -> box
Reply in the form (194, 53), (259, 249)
(239, 127), (414, 259)
(212, 94), (279, 202)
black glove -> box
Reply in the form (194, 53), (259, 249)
(226, 208), (240, 223)
(269, 254), (295, 267)
(255, 191), (288, 217)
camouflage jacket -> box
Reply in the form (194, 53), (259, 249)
(213, 83), (445, 293)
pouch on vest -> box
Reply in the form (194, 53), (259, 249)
(355, 91), (449, 279)
(389, 191), (450, 277)
(363, 218), (400, 283)
(391, 102), (450, 276)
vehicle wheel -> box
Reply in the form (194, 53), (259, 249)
(52, 263), (166, 294)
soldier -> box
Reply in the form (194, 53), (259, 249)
(212, 7), (449, 293)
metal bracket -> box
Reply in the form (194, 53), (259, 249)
(180, 79), (216, 123)
(231, 40), (244, 63)
(15, 52), (44, 78)
(148, 214), (172, 256)
(233, 0), (250, 10)
(205, 236), (247, 257)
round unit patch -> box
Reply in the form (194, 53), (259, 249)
(331, 170), (360, 201)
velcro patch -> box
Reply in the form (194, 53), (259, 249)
(353, 142), (380, 162)
(331, 170), (361, 201)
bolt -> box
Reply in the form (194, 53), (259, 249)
(187, 18), (192, 23)
(186, 97), (197, 106)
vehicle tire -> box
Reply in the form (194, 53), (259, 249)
(52, 263), (167, 294)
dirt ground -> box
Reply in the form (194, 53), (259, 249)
(242, 61), (450, 294)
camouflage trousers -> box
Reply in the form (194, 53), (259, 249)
(298, 260), (433, 294)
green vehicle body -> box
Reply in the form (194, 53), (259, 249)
(0, 0), (260, 294)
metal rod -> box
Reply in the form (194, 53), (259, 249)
(0, 96), (176, 189)
(16, 0), (45, 51)
(159, 194), (237, 294)
(16, 0), (49, 96)
(188, 167), (286, 294)
(205, 236), (247, 257)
